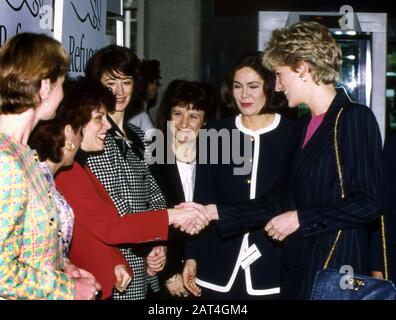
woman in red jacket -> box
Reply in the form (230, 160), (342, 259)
(29, 77), (210, 299)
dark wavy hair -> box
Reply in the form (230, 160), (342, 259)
(221, 51), (288, 115)
(29, 77), (115, 163)
(156, 80), (217, 135)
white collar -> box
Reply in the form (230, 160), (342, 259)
(235, 113), (281, 136)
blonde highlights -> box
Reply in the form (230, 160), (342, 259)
(263, 21), (342, 85)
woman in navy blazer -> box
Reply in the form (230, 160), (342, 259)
(188, 22), (383, 299)
(183, 52), (295, 299)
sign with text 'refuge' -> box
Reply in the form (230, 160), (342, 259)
(0, 0), (54, 46)
(54, 0), (107, 77)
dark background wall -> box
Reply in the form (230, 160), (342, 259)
(201, 0), (393, 93)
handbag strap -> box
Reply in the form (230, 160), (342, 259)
(323, 107), (344, 269)
(322, 107), (390, 280)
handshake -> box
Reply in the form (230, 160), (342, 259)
(168, 202), (218, 235)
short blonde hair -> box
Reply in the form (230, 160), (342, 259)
(263, 21), (342, 85)
(0, 33), (69, 115)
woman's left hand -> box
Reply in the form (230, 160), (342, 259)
(114, 265), (132, 293)
(264, 210), (300, 241)
(147, 246), (167, 276)
(165, 273), (189, 297)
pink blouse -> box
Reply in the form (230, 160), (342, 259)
(302, 113), (326, 148)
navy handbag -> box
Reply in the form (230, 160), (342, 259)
(310, 108), (396, 300)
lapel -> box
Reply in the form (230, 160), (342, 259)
(292, 88), (351, 175)
(165, 162), (186, 203)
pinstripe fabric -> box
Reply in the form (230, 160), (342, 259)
(86, 121), (166, 300)
(286, 90), (383, 299)
(211, 89), (383, 299)
(380, 133), (396, 282)
(0, 134), (74, 300)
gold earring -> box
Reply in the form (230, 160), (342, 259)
(299, 73), (307, 82)
(44, 101), (49, 107)
(65, 141), (75, 151)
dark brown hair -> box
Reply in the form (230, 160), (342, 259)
(85, 44), (140, 86)
(156, 80), (217, 135)
(0, 33), (69, 114)
(29, 77), (115, 163)
(221, 51), (287, 115)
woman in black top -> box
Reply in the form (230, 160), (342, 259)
(152, 80), (217, 298)
(183, 52), (295, 299)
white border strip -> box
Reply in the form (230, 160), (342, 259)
(53, 0), (64, 42)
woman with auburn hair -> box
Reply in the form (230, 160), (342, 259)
(0, 33), (100, 300)
(184, 22), (383, 299)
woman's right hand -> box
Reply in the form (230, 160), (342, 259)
(114, 264), (132, 293)
(168, 207), (210, 235)
(182, 259), (201, 297)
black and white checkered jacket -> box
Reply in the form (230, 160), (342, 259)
(86, 117), (167, 300)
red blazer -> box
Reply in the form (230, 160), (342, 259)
(55, 161), (169, 299)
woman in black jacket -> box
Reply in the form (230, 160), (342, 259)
(185, 22), (383, 300)
(183, 52), (295, 299)
(152, 80), (217, 298)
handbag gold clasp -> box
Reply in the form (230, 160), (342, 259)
(349, 276), (365, 290)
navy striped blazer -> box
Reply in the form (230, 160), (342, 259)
(216, 88), (383, 299)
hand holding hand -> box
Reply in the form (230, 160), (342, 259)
(168, 205), (210, 235)
(64, 259), (81, 278)
(165, 273), (189, 298)
(175, 202), (219, 221)
(114, 264), (132, 293)
(147, 246), (167, 276)
(182, 259), (201, 297)
(264, 210), (300, 241)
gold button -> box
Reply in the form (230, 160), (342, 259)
(49, 217), (55, 226)
(58, 230), (62, 237)
(34, 154), (39, 162)
(48, 192), (52, 199)
(247, 179), (251, 184)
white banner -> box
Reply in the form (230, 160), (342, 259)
(0, 0), (54, 46)
(53, 0), (107, 77)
